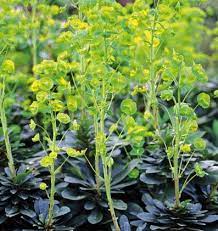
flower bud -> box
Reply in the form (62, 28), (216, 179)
(39, 182), (47, 190)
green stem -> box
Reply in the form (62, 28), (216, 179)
(103, 162), (120, 231)
(92, 32), (120, 230)
(1, 105), (16, 178)
(0, 78), (16, 178)
(174, 111), (181, 207)
(180, 173), (197, 195)
(47, 112), (57, 227)
(173, 122), (180, 208)
(48, 164), (56, 228)
(173, 67), (182, 208)
(94, 115), (101, 196)
(179, 152), (195, 177)
(148, 9), (158, 129)
(31, 0), (37, 69)
(99, 111), (120, 230)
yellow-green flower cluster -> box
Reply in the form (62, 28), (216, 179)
(66, 148), (86, 157)
(57, 113), (70, 124)
(180, 144), (191, 153)
(65, 16), (89, 30)
(40, 152), (59, 167)
(1, 60), (15, 74)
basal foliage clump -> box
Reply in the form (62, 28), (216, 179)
(0, 0), (217, 230)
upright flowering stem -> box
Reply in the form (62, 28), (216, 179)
(173, 69), (182, 208)
(31, 0), (38, 69)
(97, 36), (120, 231)
(94, 105), (120, 229)
(47, 112), (57, 227)
(97, 108), (120, 231)
(0, 75), (16, 178)
(148, 8), (159, 130)
(48, 164), (56, 227)
(103, 160), (120, 231)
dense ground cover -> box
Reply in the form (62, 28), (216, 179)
(0, 0), (217, 230)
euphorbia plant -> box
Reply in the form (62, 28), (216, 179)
(29, 58), (86, 228)
(157, 51), (210, 207)
(116, 0), (209, 208)
(56, 2), (129, 230)
(36, 0), (213, 226)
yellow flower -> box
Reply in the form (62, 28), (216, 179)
(128, 18), (138, 27)
(145, 30), (152, 42)
(49, 145), (60, 153)
(130, 70), (136, 77)
(184, 120), (198, 133)
(40, 156), (53, 167)
(144, 111), (152, 120)
(39, 182), (47, 190)
(67, 95), (78, 112)
(66, 148), (86, 157)
(57, 31), (73, 43)
(153, 38), (160, 47)
(143, 69), (149, 75)
(30, 80), (40, 92)
(69, 17), (89, 30)
(58, 51), (69, 61)
(138, 86), (147, 93)
(59, 77), (69, 87)
(69, 62), (79, 71)
(39, 78), (53, 91)
(66, 148), (78, 157)
(180, 144), (191, 153)
(57, 113), (70, 124)
(49, 151), (58, 159)
(134, 36), (143, 44)
(101, 6), (113, 14)
(47, 18), (55, 26)
(50, 100), (64, 112)
(78, 21), (89, 30)
(141, 10), (148, 17)
(132, 86), (147, 96)
(189, 120), (198, 132)
(2, 59), (15, 74)
(145, 31), (159, 47)
(194, 138), (206, 150)
(51, 5), (59, 15)
(36, 91), (48, 102)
